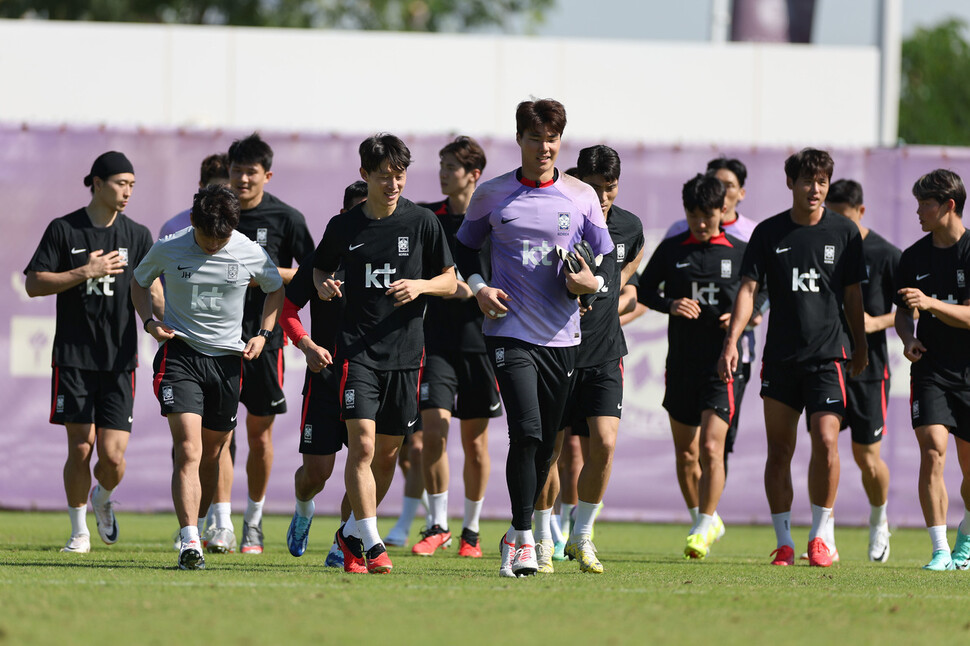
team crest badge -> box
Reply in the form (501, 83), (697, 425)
(118, 248), (129, 264)
(721, 259), (732, 278)
(56, 395), (65, 413)
(303, 425), (313, 443)
(616, 243), (626, 262)
(398, 237), (410, 256)
(257, 228), (268, 246)
(344, 389), (356, 408)
(558, 213), (570, 235)
(227, 264), (239, 282)
(823, 245), (835, 264)
(958, 270), (966, 288)
(162, 385), (174, 404)
(913, 400), (920, 418)
(420, 383), (429, 401)
(495, 347), (505, 367)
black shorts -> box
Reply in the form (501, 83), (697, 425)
(239, 347), (286, 416)
(663, 370), (737, 427)
(299, 368), (347, 456)
(761, 360), (846, 418)
(419, 350), (502, 419)
(844, 376), (890, 445)
(486, 336), (576, 444)
(911, 372), (970, 441)
(50, 366), (135, 431)
(152, 339), (242, 432)
(339, 360), (420, 436)
(565, 358), (624, 437)
(725, 362), (751, 454)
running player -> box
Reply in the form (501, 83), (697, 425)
(894, 169), (970, 571)
(534, 145), (643, 573)
(25, 151), (154, 553)
(131, 184), (284, 570)
(825, 179), (899, 562)
(313, 133), (456, 574)
(411, 136), (501, 559)
(641, 173), (745, 559)
(455, 99), (615, 577)
(228, 133), (314, 554)
(718, 148), (868, 567)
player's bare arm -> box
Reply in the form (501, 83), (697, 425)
(843, 282), (869, 377)
(670, 298), (702, 319)
(276, 266), (298, 284)
(894, 306), (925, 362)
(243, 286), (284, 360)
(617, 283), (638, 315)
(313, 267), (342, 301)
(149, 277), (165, 319)
(898, 288), (970, 329)
(296, 335), (332, 372)
(130, 279), (175, 342)
(475, 285), (511, 319)
(863, 311), (896, 334)
(443, 279), (474, 300)
(718, 277), (758, 382)
(25, 249), (125, 297)
(387, 266), (457, 307)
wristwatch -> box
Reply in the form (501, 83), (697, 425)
(256, 328), (273, 340)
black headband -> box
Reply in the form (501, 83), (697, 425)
(83, 151), (134, 187)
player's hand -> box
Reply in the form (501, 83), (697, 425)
(387, 279), (425, 306)
(898, 287), (934, 312)
(316, 278), (343, 301)
(848, 344), (869, 377)
(242, 335), (266, 361)
(580, 302), (592, 316)
(903, 338), (927, 363)
(86, 250), (125, 278)
(476, 286), (511, 319)
(145, 320), (176, 342)
(749, 312), (764, 327)
(718, 312), (731, 330)
(564, 254), (599, 295)
(300, 340), (332, 372)
(671, 298), (702, 319)
(718, 346), (738, 383)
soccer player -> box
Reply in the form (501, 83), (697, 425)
(159, 153), (231, 238)
(718, 148), (868, 568)
(824, 179), (899, 562)
(894, 169), (970, 571)
(25, 151), (154, 553)
(534, 145), (643, 573)
(640, 173), (745, 559)
(280, 180), (366, 569)
(131, 185), (283, 570)
(410, 136), (501, 559)
(455, 99), (615, 577)
(227, 133), (314, 554)
(313, 134), (456, 574)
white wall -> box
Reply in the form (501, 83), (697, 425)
(0, 19), (880, 146)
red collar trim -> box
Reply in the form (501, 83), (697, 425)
(433, 201), (449, 216)
(516, 168), (558, 188)
(681, 231), (733, 247)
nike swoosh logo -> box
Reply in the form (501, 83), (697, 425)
(501, 217), (518, 224)
(825, 397), (841, 404)
(617, 403), (622, 410)
(128, 416), (133, 423)
(916, 273), (930, 281)
(231, 415), (237, 422)
(349, 243), (365, 250)
(407, 418), (418, 427)
(566, 370), (574, 377)
(675, 262), (690, 268)
(177, 265), (192, 270)
(775, 247), (791, 254)
(489, 402), (501, 411)
(71, 247), (86, 254)
(270, 397), (285, 407)
(874, 427), (883, 437)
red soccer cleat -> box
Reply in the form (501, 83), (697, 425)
(411, 524), (452, 556)
(807, 537), (834, 567)
(770, 545), (795, 566)
(458, 528), (482, 558)
(336, 526), (367, 574)
(366, 544), (393, 574)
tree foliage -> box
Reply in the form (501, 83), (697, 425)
(0, 0), (554, 31)
(899, 18), (970, 146)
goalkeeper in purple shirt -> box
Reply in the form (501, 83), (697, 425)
(455, 99), (614, 577)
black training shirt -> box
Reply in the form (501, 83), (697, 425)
(856, 230), (901, 382)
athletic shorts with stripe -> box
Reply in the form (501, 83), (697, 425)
(239, 347), (286, 416)
(663, 370), (738, 427)
(760, 359), (847, 418)
(910, 368), (970, 441)
(565, 357), (623, 437)
(844, 374), (890, 445)
(419, 350), (502, 419)
(299, 367), (347, 456)
(339, 360), (421, 436)
(50, 366), (135, 431)
(152, 339), (242, 432)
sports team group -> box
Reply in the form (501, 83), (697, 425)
(23, 98), (970, 575)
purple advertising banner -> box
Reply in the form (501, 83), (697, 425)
(2, 125), (969, 529)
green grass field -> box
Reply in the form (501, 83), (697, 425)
(1, 511), (968, 645)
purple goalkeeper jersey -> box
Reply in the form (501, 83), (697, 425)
(456, 168), (614, 347)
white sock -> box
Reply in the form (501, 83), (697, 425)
(328, 540), (341, 555)
(825, 513), (837, 551)
(534, 508), (553, 541)
(358, 516), (382, 551)
(504, 524), (516, 546)
(244, 497), (264, 526)
(515, 528), (535, 547)
(464, 498), (483, 533)
(394, 496), (422, 531)
(689, 506), (699, 525)
(560, 503), (575, 537)
(68, 505), (89, 537)
(420, 490), (432, 527)
(572, 500), (599, 539)
(429, 491), (448, 530)
(870, 503), (888, 528)
(197, 517), (207, 533)
(180, 525), (200, 544)
(344, 513), (358, 538)
(91, 484), (112, 507)
(771, 511), (793, 548)
(929, 525), (949, 552)
(295, 497), (314, 519)
(213, 502), (232, 529)
(550, 513), (564, 544)
(205, 504), (216, 530)
(692, 513), (714, 537)
(809, 505), (832, 544)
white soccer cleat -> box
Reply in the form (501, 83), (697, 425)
(512, 543), (538, 577)
(536, 539), (555, 573)
(61, 533), (91, 553)
(869, 523), (891, 562)
(178, 539), (205, 570)
(499, 535), (516, 578)
(207, 527), (237, 554)
(90, 485), (118, 545)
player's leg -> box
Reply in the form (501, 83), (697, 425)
(240, 413), (273, 553)
(558, 431), (582, 538)
(62, 422), (96, 552)
(763, 397), (800, 564)
(806, 410), (841, 564)
(668, 418), (701, 522)
(534, 429), (565, 573)
(916, 423), (953, 569)
(413, 407), (453, 555)
(458, 417), (489, 557)
(89, 428), (128, 545)
(170, 411), (206, 569)
(385, 430), (425, 546)
(686, 408), (729, 559)
(204, 435), (236, 553)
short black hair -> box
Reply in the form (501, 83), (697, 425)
(826, 179), (864, 207)
(228, 133), (273, 171)
(516, 99), (567, 137)
(706, 157), (747, 187)
(564, 167), (580, 178)
(682, 173), (726, 213)
(191, 185), (240, 238)
(343, 180), (368, 211)
(913, 169), (966, 216)
(576, 145), (621, 182)
(359, 133), (411, 174)
(200, 153), (230, 186)
(440, 136), (487, 173)
(784, 148), (834, 182)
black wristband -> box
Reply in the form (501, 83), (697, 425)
(257, 328), (273, 340)
(143, 318), (155, 332)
